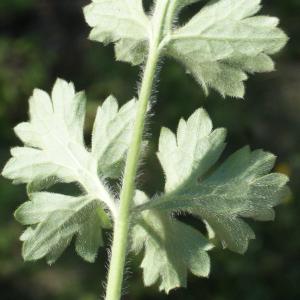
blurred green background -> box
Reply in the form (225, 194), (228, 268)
(0, 1), (299, 299)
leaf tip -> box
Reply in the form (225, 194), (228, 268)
(1, 159), (12, 179)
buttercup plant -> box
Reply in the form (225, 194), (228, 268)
(2, 1), (289, 299)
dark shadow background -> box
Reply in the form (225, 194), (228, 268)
(0, 0), (299, 299)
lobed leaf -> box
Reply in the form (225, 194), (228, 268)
(92, 95), (137, 178)
(2, 79), (94, 191)
(132, 191), (212, 293)
(136, 108), (289, 258)
(84, 0), (150, 65)
(16, 193), (105, 263)
(2, 79), (137, 263)
(166, 0), (288, 97)
(157, 108), (226, 193)
(84, 0), (288, 98)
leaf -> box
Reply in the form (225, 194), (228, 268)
(136, 108), (289, 254)
(2, 78), (136, 198)
(2, 79), (95, 190)
(15, 192), (104, 263)
(84, 0), (288, 97)
(2, 78), (137, 262)
(131, 191), (212, 294)
(166, 0), (288, 97)
(83, 0), (150, 65)
(75, 207), (105, 263)
(92, 95), (137, 178)
(157, 108), (226, 193)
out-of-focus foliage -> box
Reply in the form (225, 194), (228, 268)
(0, 0), (299, 300)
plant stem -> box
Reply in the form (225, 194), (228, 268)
(104, 2), (171, 300)
(105, 47), (159, 300)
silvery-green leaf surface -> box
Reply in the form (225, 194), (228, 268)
(92, 95), (137, 178)
(131, 191), (212, 294)
(15, 192), (106, 263)
(2, 78), (137, 262)
(166, 0), (288, 97)
(136, 108), (289, 254)
(84, 0), (288, 97)
(83, 0), (150, 65)
(3, 80), (89, 188)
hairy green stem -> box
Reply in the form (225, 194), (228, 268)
(105, 48), (159, 300)
(104, 2), (171, 300)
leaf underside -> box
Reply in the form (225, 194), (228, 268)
(2, 79), (137, 263)
(132, 191), (212, 294)
(1, 0), (290, 295)
(133, 108), (289, 292)
(84, 0), (150, 66)
(84, 0), (288, 97)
